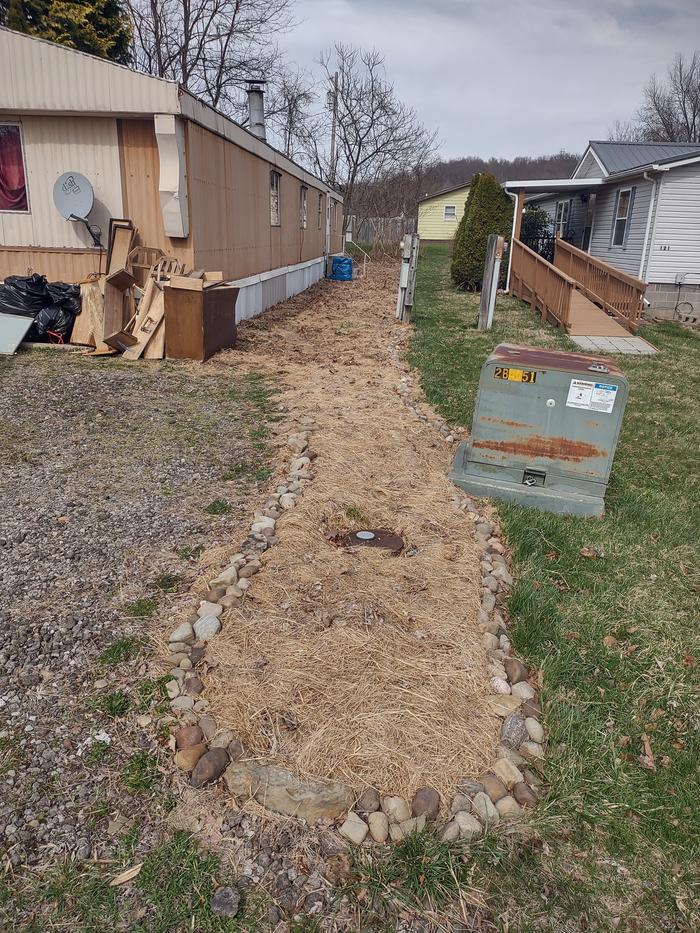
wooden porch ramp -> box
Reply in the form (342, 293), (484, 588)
(510, 240), (658, 355)
(567, 293), (657, 353)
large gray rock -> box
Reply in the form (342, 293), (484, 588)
(193, 615), (221, 641)
(224, 760), (353, 821)
(500, 713), (528, 749)
(472, 792), (500, 828)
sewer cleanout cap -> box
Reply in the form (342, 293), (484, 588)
(341, 528), (404, 554)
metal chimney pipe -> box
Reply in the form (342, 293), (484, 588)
(246, 79), (267, 141)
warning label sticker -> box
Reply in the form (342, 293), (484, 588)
(566, 379), (618, 413)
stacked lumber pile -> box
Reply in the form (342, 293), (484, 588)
(70, 220), (231, 361)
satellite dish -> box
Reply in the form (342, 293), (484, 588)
(53, 171), (94, 221)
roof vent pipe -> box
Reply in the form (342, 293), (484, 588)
(246, 79), (267, 141)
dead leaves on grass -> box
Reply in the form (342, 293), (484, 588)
(110, 863), (143, 886)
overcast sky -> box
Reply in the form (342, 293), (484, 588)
(283, 0), (700, 160)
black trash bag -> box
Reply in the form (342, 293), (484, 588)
(27, 303), (77, 340)
(46, 281), (81, 314)
(0, 274), (50, 317)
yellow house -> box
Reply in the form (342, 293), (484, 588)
(417, 183), (471, 242)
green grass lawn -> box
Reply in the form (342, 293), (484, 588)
(407, 244), (700, 931)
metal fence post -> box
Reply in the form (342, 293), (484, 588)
(478, 234), (504, 331)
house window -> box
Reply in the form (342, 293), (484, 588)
(0, 124), (29, 212)
(444, 204), (457, 220)
(554, 199), (571, 237)
(300, 185), (308, 229)
(611, 188), (633, 247)
(317, 192), (323, 229)
(332, 200), (338, 232)
(270, 171), (281, 226)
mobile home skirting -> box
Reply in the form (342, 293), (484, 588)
(233, 257), (325, 322)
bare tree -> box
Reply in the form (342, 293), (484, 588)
(127, 0), (295, 118)
(607, 119), (644, 142)
(264, 67), (316, 159)
(301, 45), (437, 229)
(635, 52), (700, 142)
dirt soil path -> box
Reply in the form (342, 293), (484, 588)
(207, 260), (498, 799)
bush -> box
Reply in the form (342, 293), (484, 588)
(451, 173), (513, 290)
(520, 204), (555, 262)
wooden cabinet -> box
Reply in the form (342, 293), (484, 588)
(164, 283), (238, 361)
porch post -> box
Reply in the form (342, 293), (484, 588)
(505, 188), (525, 293)
(513, 189), (525, 242)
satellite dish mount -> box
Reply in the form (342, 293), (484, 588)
(53, 172), (103, 247)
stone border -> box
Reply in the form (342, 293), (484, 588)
(163, 417), (317, 789)
(158, 335), (546, 850)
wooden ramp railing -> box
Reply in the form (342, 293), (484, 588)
(554, 237), (645, 331)
(510, 239), (577, 329)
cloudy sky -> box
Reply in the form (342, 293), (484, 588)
(283, 0), (700, 160)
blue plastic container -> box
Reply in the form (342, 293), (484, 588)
(329, 256), (353, 281)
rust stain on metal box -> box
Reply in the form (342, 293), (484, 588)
(480, 416), (531, 429)
(472, 435), (605, 463)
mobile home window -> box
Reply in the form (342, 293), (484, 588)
(0, 124), (29, 212)
(444, 204), (457, 220)
(300, 185), (308, 229)
(611, 188), (632, 247)
(554, 199), (570, 237)
(317, 192), (323, 229)
(270, 171), (281, 226)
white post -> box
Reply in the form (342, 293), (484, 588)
(396, 237), (412, 320)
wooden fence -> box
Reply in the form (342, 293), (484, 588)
(510, 239), (577, 329)
(554, 237), (645, 329)
(351, 215), (417, 247)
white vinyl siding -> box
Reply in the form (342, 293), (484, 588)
(589, 179), (653, 277)
(646, 163), (700, 285)
(529, 195), (587, 248)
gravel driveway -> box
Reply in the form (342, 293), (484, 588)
(0, 349), (273, 870)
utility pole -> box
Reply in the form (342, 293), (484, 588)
(328, 71), (338, 186)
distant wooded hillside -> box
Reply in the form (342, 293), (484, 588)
(352, 151), (580, 221)
(419, 151), (580, 198)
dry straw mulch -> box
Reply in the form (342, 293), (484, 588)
(206, 261), (498, 800)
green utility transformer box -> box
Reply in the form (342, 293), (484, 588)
(449, 344), (629, 517)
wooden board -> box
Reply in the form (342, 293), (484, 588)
(142, 317), (165, 359)
(168, 274), (204, 291)
(106, 268), (136, 291)
(70, 282), (100, 346)
(107, 221), (134, 274)
(122, 287), (165, 361)
(103, 281), (126, 339)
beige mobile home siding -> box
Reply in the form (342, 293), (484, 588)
(117, 118), (193, 268)
(0, 26), (179, 116)
(187, 122), (330, 279)
(417, 186), (470, 241)
(0, 246), (101, 281)
(0, 115), (123, 251)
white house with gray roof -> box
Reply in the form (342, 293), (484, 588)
(506, 140), (700, 318)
